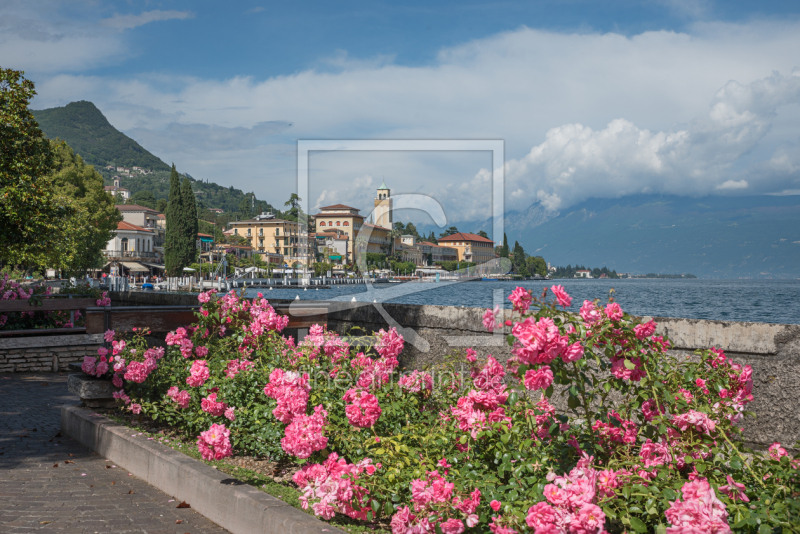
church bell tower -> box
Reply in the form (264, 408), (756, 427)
(373, 181), (393, 230)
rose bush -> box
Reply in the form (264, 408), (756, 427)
(102, 287), (800, 533)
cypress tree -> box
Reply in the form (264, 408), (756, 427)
(181, 177), (198, 266)
(164, 164), (184, 276)
(500, 233), (509, 258)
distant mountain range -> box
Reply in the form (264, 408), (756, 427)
(32, 101), (170, 171)
(455, 195), (800, 278)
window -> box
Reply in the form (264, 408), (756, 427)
(343, 221), (349, 226)
(234, 229), (238, 235)
(329, 221), (333, 226)
(276, 228), (280, 236)
(319, 221), (326, 226)
(336, 221), (341, 226)
(121, 237), (128, 251)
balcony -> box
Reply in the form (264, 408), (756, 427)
(104, 250), (157, 260)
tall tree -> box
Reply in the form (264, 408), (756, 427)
(165, 164), (184, 276)
(0, 68), (72, 270)
(512, 240), (528, 275)
(47, 140), (122, 271)
(439, 226), (459, 238)
(500, 233), (509, 258)
(181, 177), (198, 266)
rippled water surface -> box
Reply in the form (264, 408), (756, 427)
(245, 279), (800, 324)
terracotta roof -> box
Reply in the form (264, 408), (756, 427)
(318, 204), (360, 211)
(437, 232), (494, 244)
(360, 223), (390, 231)
(116, 204), (158, 212)
(197, 233), (213, 237)
(156, 213), (166, 219)
(116, 221), (153, 233)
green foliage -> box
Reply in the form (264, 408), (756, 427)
(511, 240), (528, 275)
(0, 68), (73, 270)
(393, 221), (421, 240)
(439, 226), (459, 239)
(435, 260), (476, 272)
(165, 165), (185, 276)
(46, 140), (122, 271)
(526, 255), (548, 277)
(552, 264), (620, 279)
(116, 289), (800, 534)
(500, 232), (509, 258)
(32, 101), (169, 171)
(130, 190), (157, 209)
(181, 177), (199, 266)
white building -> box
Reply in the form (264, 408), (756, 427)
(104, 179), (130, 201)
(575, 270), (592, 278)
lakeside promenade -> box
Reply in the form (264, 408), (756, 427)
(0, 373), (229, 533)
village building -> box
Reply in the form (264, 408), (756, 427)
(436, 232), (495, 263)
(105, 179), (130, 201)
(227, 215), (309, 267)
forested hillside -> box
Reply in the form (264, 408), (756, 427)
(32, 101), (170, 171)
(31, 100), (274, 217)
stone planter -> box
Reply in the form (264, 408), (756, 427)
(67, 372), (117, 408)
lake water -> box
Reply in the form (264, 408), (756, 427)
(244, 279), (800, 325)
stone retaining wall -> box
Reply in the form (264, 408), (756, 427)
(0, 333), (103, 373)
(108, 291), (800, 449)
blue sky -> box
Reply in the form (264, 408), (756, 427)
(3, 0), (800, 223)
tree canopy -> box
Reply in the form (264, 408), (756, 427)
(0, 68), (74, 270)
(46, 140), (122, 271)
(165, 164), (185, 276)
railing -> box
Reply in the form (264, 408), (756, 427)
(84, 302), (330, 333)
(0, 295), (99, 336)
(103, 250), (157, 259)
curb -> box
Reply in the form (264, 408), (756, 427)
(61, 406), (346, 534)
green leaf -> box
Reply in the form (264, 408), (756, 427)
(567, 395), (580, 409)
(623, 359), (636, 370)
(629, 516), (647, 532)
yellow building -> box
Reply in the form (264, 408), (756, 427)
(436, 232), (495, 263)
(356, 223), (392, 256)
(227, 216), (310, 266)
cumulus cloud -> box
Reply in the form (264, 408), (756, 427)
(501, 70), (800, 211)
(101, 10), (194, 30)
(23, 21), (800, 220)
(716, 180), (748, 190)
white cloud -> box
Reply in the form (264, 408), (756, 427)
(716, 180), (749, 190)
(24, 21), (800, 220)
(101, 10), (194, 30)
(500, 70), (800, 210)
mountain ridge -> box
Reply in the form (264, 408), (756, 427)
(32, 101), (170, 171)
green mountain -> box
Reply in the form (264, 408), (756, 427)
(30, 101), (275, 217)
(32, 101), (170, 171)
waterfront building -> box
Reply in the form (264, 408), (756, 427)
(575, 270), (592, 278)
(104, 221), (161, 276)
(418, 241), (459, 265)
(357, 223), (393, 255)
(116, 204), (164, 248)
(436, 232), (495, 263)
(227, 215), (310, 267)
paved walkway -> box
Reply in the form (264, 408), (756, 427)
(0, 373), (230, 534)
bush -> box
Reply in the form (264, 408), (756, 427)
(101, 287), (800, 533)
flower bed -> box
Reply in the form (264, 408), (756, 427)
(91, 287), (800, 533)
